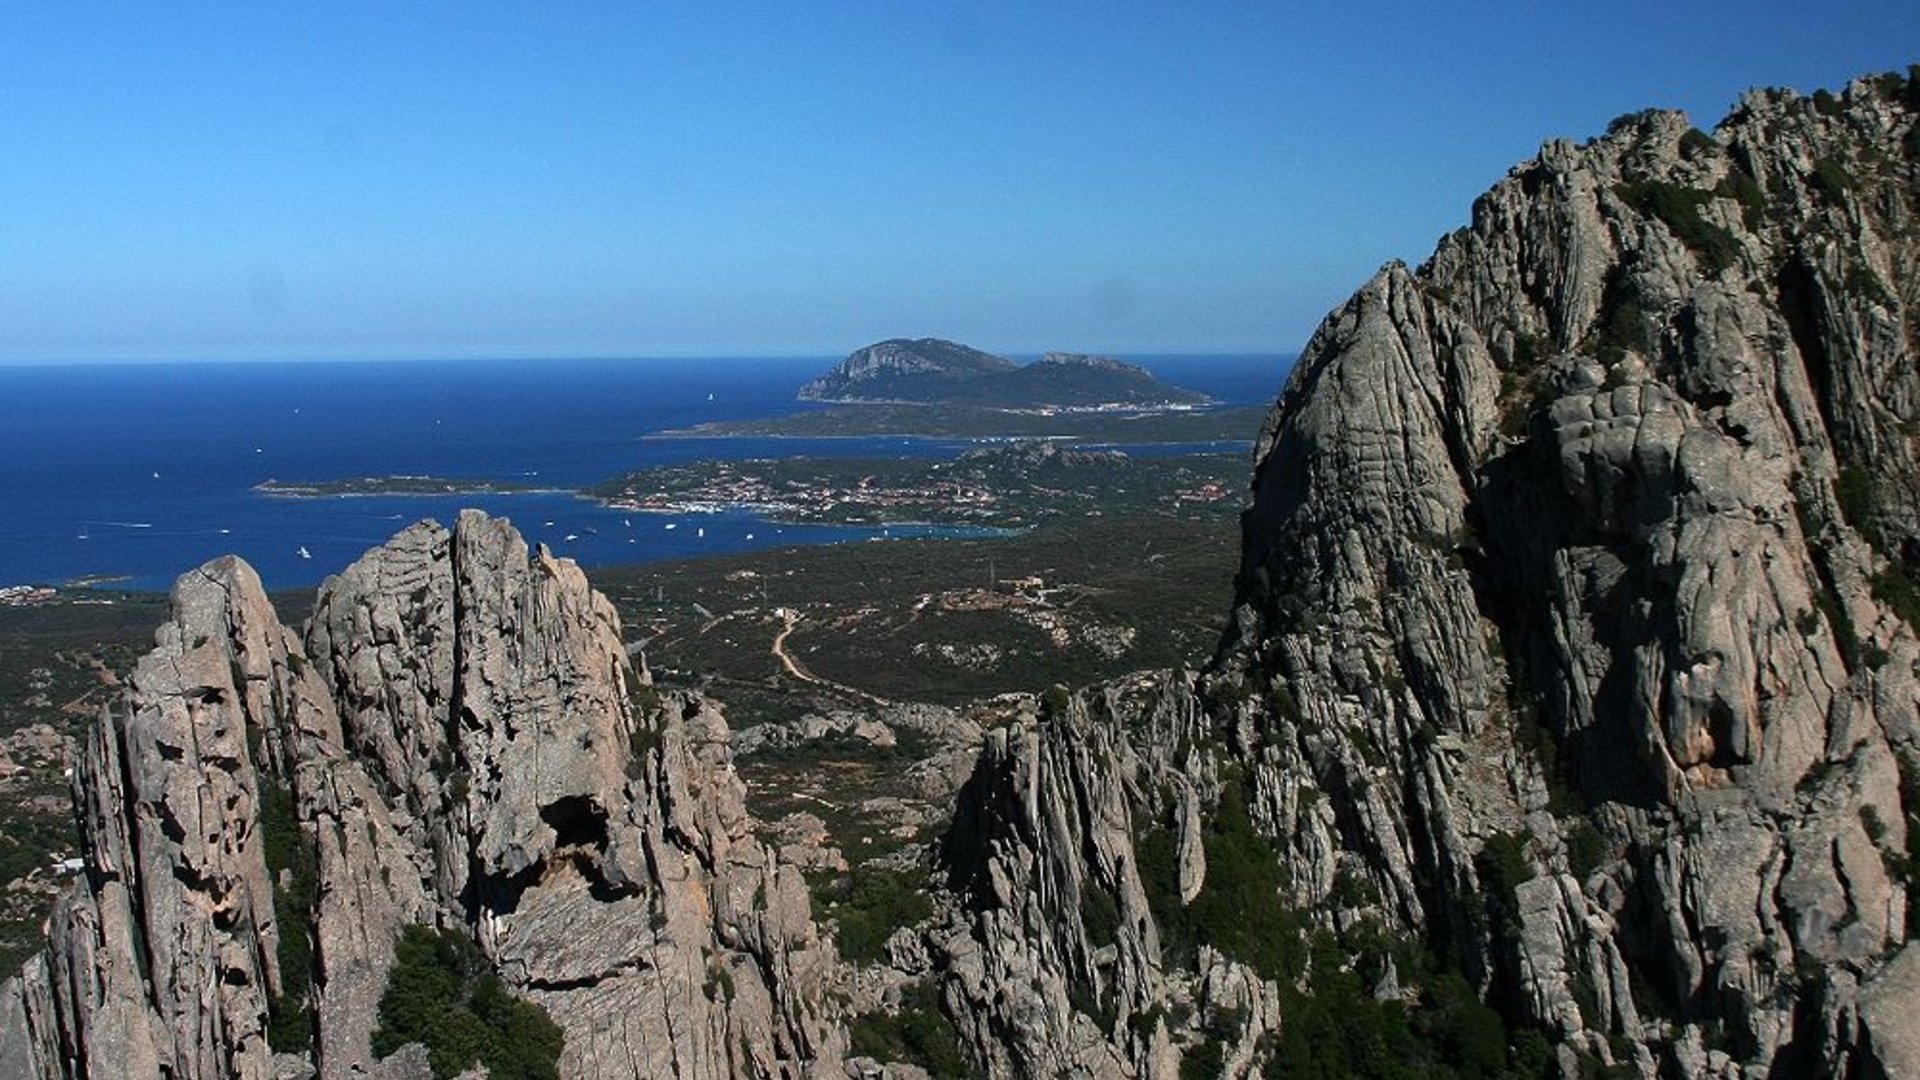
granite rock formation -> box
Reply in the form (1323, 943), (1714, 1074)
(0, 511), (842, 1079)
(927, 72), (1920, 1078)
(6, 70), (1920, 1080)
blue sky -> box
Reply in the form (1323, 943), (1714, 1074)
(2, 4), (1914, 361)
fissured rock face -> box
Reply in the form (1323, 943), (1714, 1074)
(933, 75), (1920, 1078)
(1, 511), (842, 1079)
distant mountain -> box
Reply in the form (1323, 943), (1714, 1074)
(797, 338), (1211, 408)
(796, 338), (1016, 402)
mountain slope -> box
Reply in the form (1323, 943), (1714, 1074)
(797, 338), (1019, 402)
(929, 71), (1920, 1078)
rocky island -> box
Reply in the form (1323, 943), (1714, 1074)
(797, 338), (1212, 409)
(4, 69), (1920, 1080)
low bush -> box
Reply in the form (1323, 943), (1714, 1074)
(1614, 180), (1741, 274)
(819, 865), (932, 965)
(372, 924), (564, 1080)
(848, 980), (974, 1079)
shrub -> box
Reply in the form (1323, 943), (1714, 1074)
(1563, 818), (1609, 880)
(848, 980), (974, 1079)
(1871, 566), (1920, 632)
(1263, 934), (1521, 1080)
(1716, 167), (1766, 229)
(372, 925), (564, 1080)
(259, 769), (318, 1053)
(1181, 781), (1304, 982)
(1810, 157), (1855, 202)
(1041, 685), (1074, 718)
(1614, 180), (1741, 274)
(1835, 466), (1874, 536)
(821, 865), (933, 965)
(1080, 880), (1121, 950)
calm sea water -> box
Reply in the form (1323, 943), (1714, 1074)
(0, 354), (1287, 592)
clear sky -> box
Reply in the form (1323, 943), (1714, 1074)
(2, 3), (1915, 361)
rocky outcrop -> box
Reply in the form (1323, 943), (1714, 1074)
(0, 511), (844, 1078)
(930, 73), (1920, 1077)
(1225, 74), (1920, 1077)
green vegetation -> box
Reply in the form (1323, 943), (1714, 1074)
(1497, 368), (1555, 439)
(1897, 757), (1920, 936)
(1809, 157), (1856, 203)
(1563, 819), (1609, 880)
(258, 766), (318, 1053)
(1080, 879), (1122, 951)
(814, 864), (933, 965)
(1716, 166), (1766, 229)
(1835, 466), (1874, 530)
(848, 979), (974, 1079)
(1140, 776), (1305, 982)
(1475, 831), (1536, 941)
(1181, 1004), (1240, 1080)
(1613, 179), (1742, 274)
(1871, 567), (1920, 633)
(595, 511), (1236, 715)
(0, 594), (171, 975)
(372, 924), (564, 1080)
(1266, 943), (1537, 1080)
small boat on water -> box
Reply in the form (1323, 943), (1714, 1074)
(563, 534), (579, 542)
(664, 523), (677, 531)
(297, 546), (312, 559)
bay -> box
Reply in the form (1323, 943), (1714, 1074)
(0, 354), (1285, 591)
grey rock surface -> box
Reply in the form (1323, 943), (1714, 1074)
(928, 75), (1920, 1077)
(0, 512), (845, 1078)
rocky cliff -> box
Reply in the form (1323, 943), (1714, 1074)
(0, 511), (842, 1079)
(927, 72), (1920, 1078)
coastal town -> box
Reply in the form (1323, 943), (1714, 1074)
(0, 587), (56, 609)
(589, 441), (1241, 528)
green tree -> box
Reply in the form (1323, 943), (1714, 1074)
(372, 925), (565, 1080)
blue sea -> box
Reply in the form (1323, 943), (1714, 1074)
(0, 355), (1287, 592)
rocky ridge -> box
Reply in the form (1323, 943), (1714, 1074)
(922, 72), (1920, 1077)
(0, 511), (842, 1079)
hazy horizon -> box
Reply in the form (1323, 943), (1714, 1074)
(4, 4), (1916, 362)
